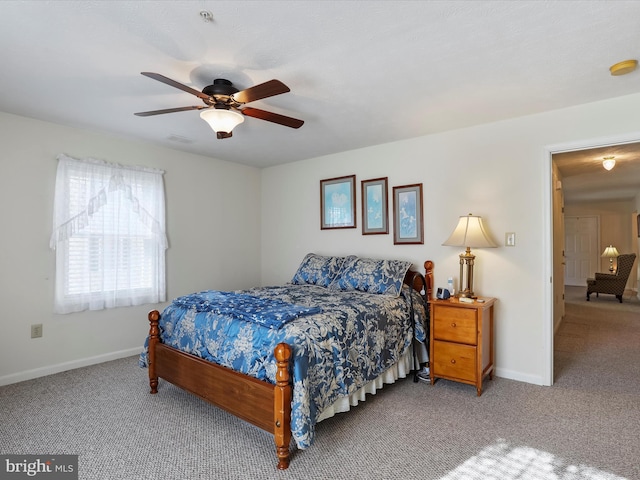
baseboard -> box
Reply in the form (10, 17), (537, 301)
(1, 351), (554, 388)
(554, 315), (564, 335)
(494, 367), (549, 386)
(0, 347), (141, 387)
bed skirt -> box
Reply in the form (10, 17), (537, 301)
(316, 346), (416, 422)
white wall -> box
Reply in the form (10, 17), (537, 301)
(5, 91), (640, 388)
(261, 92), (640, 386)
(0, 112), (261, 385)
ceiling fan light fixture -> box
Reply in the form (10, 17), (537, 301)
(602, 156), (616, 171)
(200, 108), (244, 134)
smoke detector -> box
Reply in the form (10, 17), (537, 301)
(609, 59), (638, 76)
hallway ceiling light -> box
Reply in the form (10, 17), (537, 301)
(602, 156), (616, 171)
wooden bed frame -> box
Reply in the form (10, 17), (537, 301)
(147, 260), (433, 470)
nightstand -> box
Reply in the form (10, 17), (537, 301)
(429, 297), (496, 396)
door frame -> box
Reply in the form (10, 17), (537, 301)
(544, 131), (640, 386)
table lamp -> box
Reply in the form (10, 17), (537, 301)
(601, 245), (619, 272)
(443, 214), (497, 298)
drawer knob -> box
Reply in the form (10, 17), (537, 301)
(450, 359), (456, 364)
(451, 322), (456, 328)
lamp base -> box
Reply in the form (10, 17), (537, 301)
(457, 248), (477, 299)
(457, 290), (477, 299)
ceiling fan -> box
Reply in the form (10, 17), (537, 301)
(134, 72), (304, 139)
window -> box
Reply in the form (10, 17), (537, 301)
(50, 154), (167, 314)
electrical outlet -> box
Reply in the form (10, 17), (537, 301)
(31, 324), (43, 338)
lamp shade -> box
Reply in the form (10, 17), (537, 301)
(442, 214), (498, 248)
(200, 108), (244, 133)
(601, 245), (619, 258)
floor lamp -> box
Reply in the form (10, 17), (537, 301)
(443, 214), (497, 298)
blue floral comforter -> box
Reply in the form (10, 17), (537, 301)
(139, 283), (427, 449)
(169, 290), (322, 329)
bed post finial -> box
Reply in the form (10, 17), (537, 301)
(148, 310), (160, 394)
(274, 343), (292, 470)
(424, 260), (434, 300)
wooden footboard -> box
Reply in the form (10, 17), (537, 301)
(147, 311), (293, 469)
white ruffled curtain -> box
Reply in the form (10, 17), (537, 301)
(51, 154), (168, 314)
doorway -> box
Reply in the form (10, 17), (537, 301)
(547, 133), (640, 386)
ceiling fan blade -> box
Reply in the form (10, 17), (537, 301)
(217, 131), (233, 139)
(134, 106), (205, 117)
(141, 72), (210, 100)
(241, 107), (304, 129)
(232, 79), (290, 104)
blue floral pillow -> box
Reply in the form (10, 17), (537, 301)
(291, 253), (351, 288)
(328, 256), (412, 296)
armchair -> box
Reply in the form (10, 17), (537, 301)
(586, 253), (636, 303)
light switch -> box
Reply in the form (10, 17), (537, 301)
(505, 232), (516, 247)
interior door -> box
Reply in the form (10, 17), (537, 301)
(564, 216), (599, 286)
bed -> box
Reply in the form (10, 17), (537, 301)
(140, 255), (433, 469)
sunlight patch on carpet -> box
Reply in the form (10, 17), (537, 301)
(439, 439), (627, 480)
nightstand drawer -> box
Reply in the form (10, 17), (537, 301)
(432, 306), (477, 345)
(432, 340), (476, 382)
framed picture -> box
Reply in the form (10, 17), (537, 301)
(392, 183), (424, 244)
(320, 175), (356, 229)
(361, 177), (389, 235)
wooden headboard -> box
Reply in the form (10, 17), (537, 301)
(403, 260), (434, 301)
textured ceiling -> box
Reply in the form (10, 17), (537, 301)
(1, 0), (640, 203)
